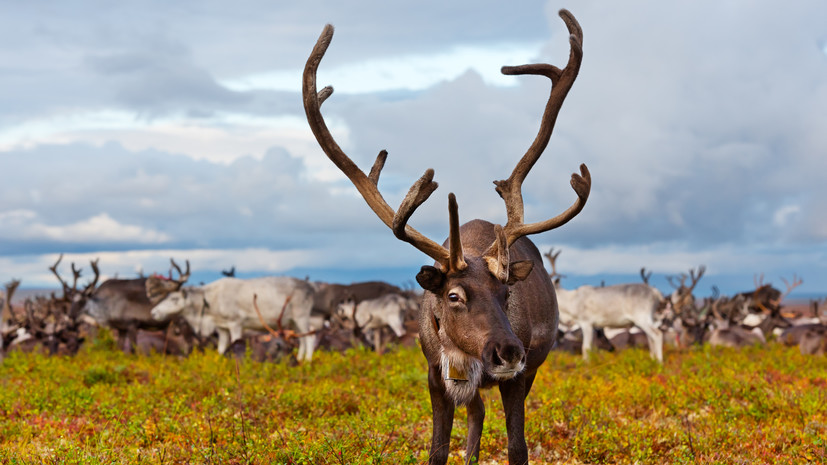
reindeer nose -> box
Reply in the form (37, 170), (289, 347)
(483, 339), (526, 375)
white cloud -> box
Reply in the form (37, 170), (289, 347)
(773, 204), (801, 228)
(221, 42), (544, 94)
(0, 211), (170, 244)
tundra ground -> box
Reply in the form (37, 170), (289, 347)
(1, 335), (825, 464)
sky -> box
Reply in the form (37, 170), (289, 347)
(1, 0), (826, 299)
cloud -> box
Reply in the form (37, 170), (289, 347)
(0, 210), (170, 245)
(222, 41), (545, 94)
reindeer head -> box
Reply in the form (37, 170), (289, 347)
(145, 258), (191, 305)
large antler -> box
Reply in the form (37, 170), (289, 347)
(169, 258), (191, 288)
(49, 254), (73, 297)
(492, 9), (590, 249)
(776, 274), (803, 306)
(79, 259), (100, 297)
(49, 254), (101, 301)
(686, 266), (706, 295)
(303, 25), (454, 270)
(543, 247), (565, 281)
(2, 279), (21, 325)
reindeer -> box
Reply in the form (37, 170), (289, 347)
(336, 293), (418, 354)
(303, 10), (589, 464)
(739, 274), (801, 338)
(5, 255), (101, 355)
(778, 297), (826, 350)
(84, 258), (192, 353)
(46, 254), (101, 353)
(555, 282), (665, 362)
(662, 266), (709, 345)
(542, 248), (616, 355)
(705, 295), (766, 348)
(667, 266), (706, 314)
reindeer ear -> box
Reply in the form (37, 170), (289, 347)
(507, 260), (534, 285)
(416, 266), (445, 292)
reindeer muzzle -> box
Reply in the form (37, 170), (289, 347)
(482, 338), (526, 380)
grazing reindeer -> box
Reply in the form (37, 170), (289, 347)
(336, 293), (417, 354)
(303, 9), (589, 464)
(555, 282), (665, 362)
(543, 249), (615, 354)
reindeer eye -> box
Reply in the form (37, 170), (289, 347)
(448, 293), (461, 303)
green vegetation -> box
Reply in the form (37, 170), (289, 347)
(1, 343), (825, 464)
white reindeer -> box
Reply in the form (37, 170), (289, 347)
(336, 293), (416, 352)
(555, 282), (665, 362)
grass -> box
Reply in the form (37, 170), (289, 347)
(1, 339), (826, 464)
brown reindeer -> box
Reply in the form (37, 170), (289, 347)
(28, 255), (102, 355)
(83, 258), (192, 353)
(303, 9), (589, 464)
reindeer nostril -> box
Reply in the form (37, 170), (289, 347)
(491, 347), (503, 367)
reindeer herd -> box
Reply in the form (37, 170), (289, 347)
(0, 254), (420, 363)
(546, 248), (826, 360)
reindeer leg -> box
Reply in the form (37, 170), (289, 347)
(126, 323), (139, 354)
(581, 322), (594, 361)
(216, 328), (230, 354)
(499, 373), (528, 464)
(635, 318), (663, 363)
(116, 328), (129, 353)
(464, 390), (484, 465)
(427, 365), (454, 465)
(373, 329), (382, 355)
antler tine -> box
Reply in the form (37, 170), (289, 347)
(778, 274), (803, 304)
(368, 150), (388, 185)
(2, 279), (21, 323)
(303, 24), (452, 269)
(492, 9), (589, 247)
(754, 273), (765, 289)
(82, 259), (101, 295)
(49, 253), (72, 295)
(687, 266), (705, 292)
(170, 259), (191, 286)
(640, 267), (652, 285)
(70, 262), (82, 293)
